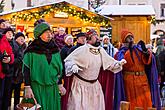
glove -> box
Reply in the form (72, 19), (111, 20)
(58, 84), (66, 96)
(138, 40), (148, 52)
(71, 64), (82, 73)
(24, 86), (34, 98)
(138, 40), (150, 57)
(2, 56), (10, 64)
(0, 34), (2, 39)
(120, 59), (127, 66)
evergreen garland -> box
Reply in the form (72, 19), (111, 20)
(11, 2), (111, 27)
(151, 16), (165, 25)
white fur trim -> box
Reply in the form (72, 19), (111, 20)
(65, 35), (73, 43)
(102, 35), (109, 41)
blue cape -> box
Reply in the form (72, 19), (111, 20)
(114, 45), (161, 110)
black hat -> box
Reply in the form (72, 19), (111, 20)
(0, 19), (5, 24)
(3, 27), (14, 34)
(76, 32), (86, 38)
(15, 32), (25, 40)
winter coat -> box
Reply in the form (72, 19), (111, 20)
(12, 42), (26, 84)
(54, 34), (66, 49)
(0, 35), (14, 79)
(60, 44), (72, 83)
(68, 43), (83, 55)
(6, 39), (19, 78)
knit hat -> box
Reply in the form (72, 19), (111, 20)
(15, 32), (25, 40)
(76, 32), (86, 39)
(3, 27), (14, 34)
(86, 29), (98, 40)
(34, 22), (51, 39)
(121, 29), (134, 43)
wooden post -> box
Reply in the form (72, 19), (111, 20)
(120, 101), (130, 110)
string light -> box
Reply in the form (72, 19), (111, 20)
(150, 16), (165, 25)
(10, 2), (111, 27)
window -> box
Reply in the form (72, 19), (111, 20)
(128, 3), (136, 5)
(127, 2), (146, 5)
(127, 3), (136, 5)
(160, 4), (165, 17)
(138, 3), (146, 5)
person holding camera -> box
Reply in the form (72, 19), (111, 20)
(0, 31), (14, 110)
(2, 27), (18, 110)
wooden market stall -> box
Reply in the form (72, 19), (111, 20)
(100, 5), (155, 44)
(0, 1), (112, 42)
(0, 1), (113, 97)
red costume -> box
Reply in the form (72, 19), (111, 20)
(98, 69), (114, 110)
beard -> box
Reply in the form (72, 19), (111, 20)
(103, 46), (107, 50)
(92, 40), (101, 47)
(128, 41), (134, 63)
(103, 44), (108, 50)
(128, 41), (133, 49)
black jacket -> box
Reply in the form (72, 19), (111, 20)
(12, 42), (26, 84)
(59, 44), (72, 84)
(7, 39), (25, 84)
(67, 43), (83, 55)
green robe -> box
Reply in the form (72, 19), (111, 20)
(23, 52), (63, 110)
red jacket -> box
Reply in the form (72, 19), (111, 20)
(0, 35), (14, 79)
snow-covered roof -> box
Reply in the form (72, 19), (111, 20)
(99, 5), (155, 16)
(0, 1), (112, 20)
(0, 1), (66, 16)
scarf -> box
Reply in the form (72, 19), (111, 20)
(25, 38), (59, 64)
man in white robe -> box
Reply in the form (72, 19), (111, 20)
(64, 29), (126, 110)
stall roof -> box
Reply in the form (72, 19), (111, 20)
(0, 1), (113, 20)
(0, 1), (69, 16)
(99, 5), (155, 16)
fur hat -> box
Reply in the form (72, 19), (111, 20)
(121, 29), (134, 43)
(3, 27), (14, 34)
(15, 32), (25, 40)
(64, 34), (73, 43)
(0, 19), (5, 24)
(34, 22), (50, 39)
